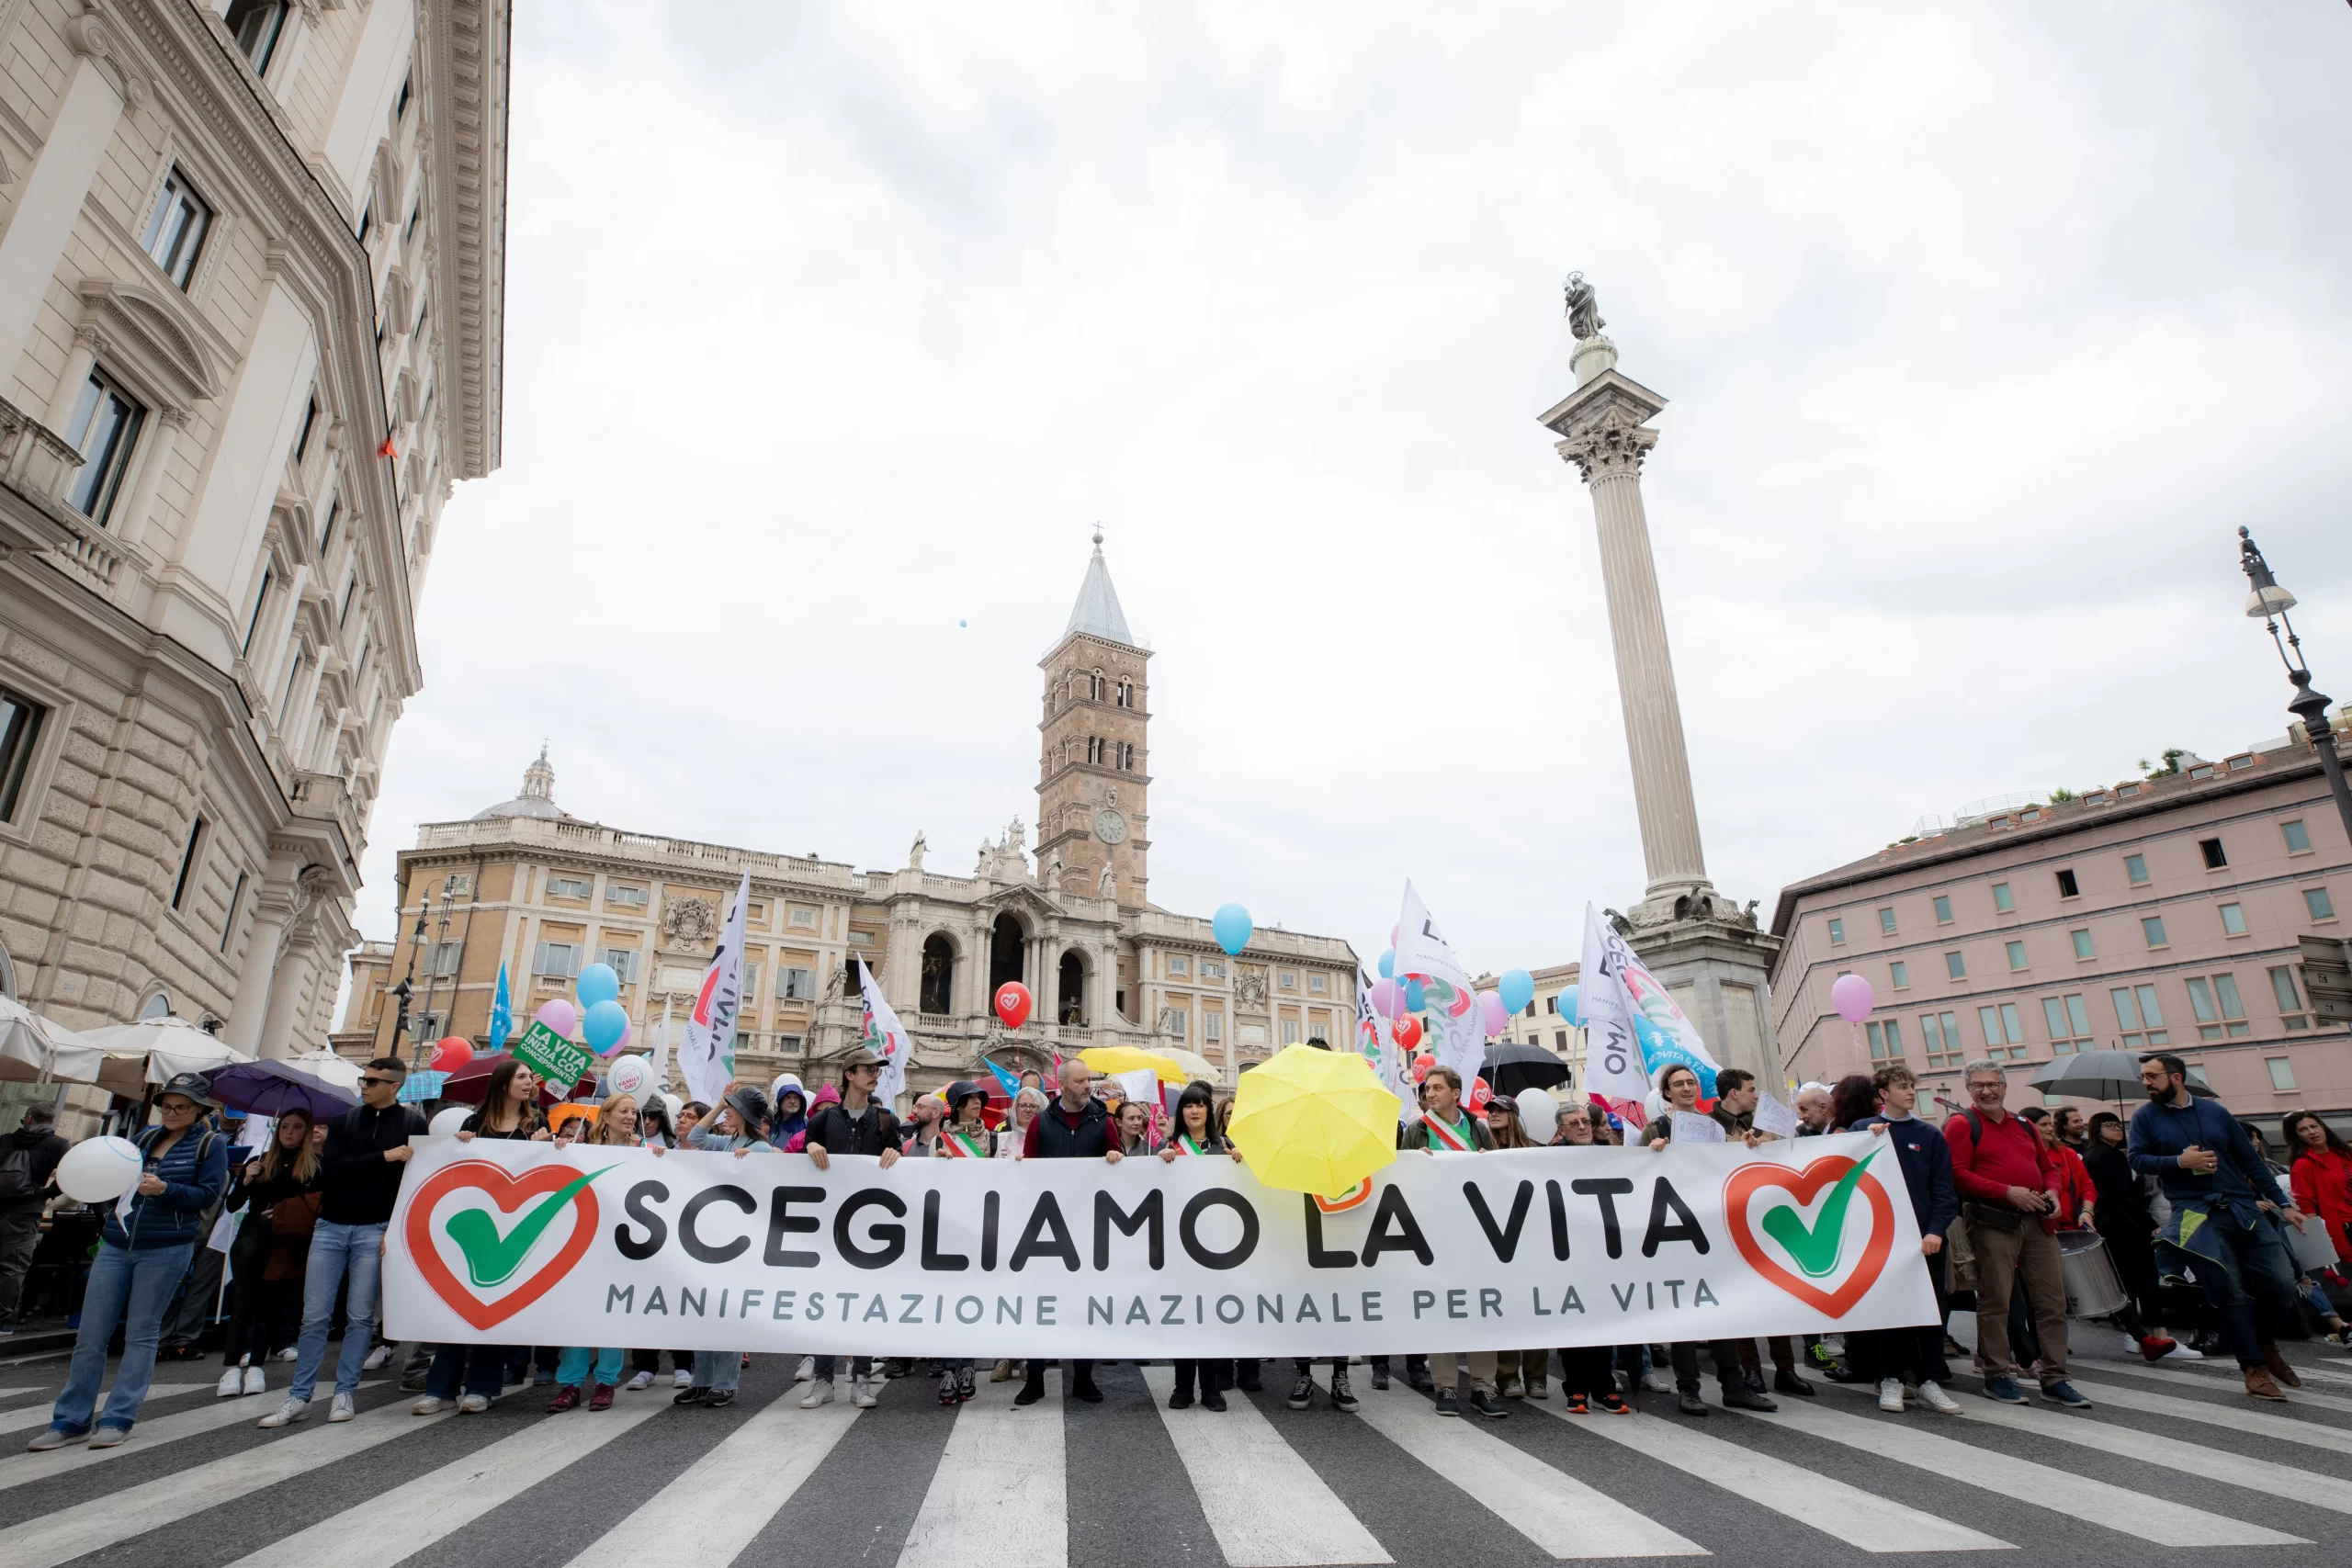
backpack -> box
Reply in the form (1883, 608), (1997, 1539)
(0, 1143), (34, 1201)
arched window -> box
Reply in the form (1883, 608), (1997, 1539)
(1116, 679), (1132, 708)
(1090, 670), (1104, 702)
(0, 940), (15, 1000)
(920, 933), (956, 1015)
(1087, 737), (1103, 766)
(1057, 950), (1087, 1026)
(138, 988), (171, 1021)
(989, 913), (1027, 994)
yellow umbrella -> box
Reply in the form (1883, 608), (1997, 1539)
(1080, 1046), (1187, 1085)
(1226, 1044), (1400, 1197)
(1149, 1046), (1221, 1083)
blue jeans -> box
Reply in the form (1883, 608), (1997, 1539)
(2179, 1205), (2301, 1370)
(51, 1240), (196, 1435)
(289, 1220), (385, 1404)
(424, 1343), (508, 1402)
(557, 1347), (625, 1389)
(691, 1349), (741, 1393)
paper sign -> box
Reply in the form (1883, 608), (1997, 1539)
(513, 1021), (592, 1093)
(207, 1204), (240, 1254)
(1752, 1095), (1801, 1140)
(1670, 1111), (1727, 1145)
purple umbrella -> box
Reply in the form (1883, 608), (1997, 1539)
(201, 1058), (361, 1120)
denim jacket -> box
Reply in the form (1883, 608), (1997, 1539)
(103, 1123), (230, 1251)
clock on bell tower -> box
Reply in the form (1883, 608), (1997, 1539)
(1036, 529), (1149, 907)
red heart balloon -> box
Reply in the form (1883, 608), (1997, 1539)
(994, 981), (1033, 1030)
(1393, 1017), (1423, 1052)
(1723, 1154), (1897, 1319)
(402, 1159), (604, 1332)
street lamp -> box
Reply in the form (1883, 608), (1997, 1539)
(413, 874), (458, 1067)
(2239, 526), (2352, 846)
(397, 890), (431, 1070)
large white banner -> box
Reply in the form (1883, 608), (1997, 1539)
(384, 1134), (1936, 1358)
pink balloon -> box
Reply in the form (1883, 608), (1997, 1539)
(1370, 979), (1405, 1019)
(1479, 992), (1509, 1038)
(1829, 974), (1875, 1024)
(534, 998), (577, 1038)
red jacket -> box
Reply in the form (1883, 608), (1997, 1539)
(2048, 1144), (2096, 1231)
(1943, 1108), (2054, 1208)
(2290, 1145), (2352, 1241)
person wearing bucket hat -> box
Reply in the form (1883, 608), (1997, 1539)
(33, 1073), (229, 1451)
(928, 1080), (997, 1406)
(665, 1083), (775, 1408)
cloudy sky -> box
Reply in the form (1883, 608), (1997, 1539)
(361, 0), (2352, 977)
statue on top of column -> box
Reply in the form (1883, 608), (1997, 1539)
(1564, 271), (1605, 342)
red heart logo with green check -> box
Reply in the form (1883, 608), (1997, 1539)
(1723, 1150), (1895, 1318)
(406, 1159), (613, 1330)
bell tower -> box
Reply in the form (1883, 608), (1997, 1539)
(1036, 530), (1150, 906)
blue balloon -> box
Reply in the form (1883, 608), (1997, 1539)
(582, 998), (630, 1053)
(1402, 976), (1426, 1013)
(1555, 985), (1581, 1027)
(1377, 948), (1395, 979)
(576, 962), (619, 1010)
(959, 620), (967, 627)
(1498, 966), (1534, 1016)
(1212, 902), (1253, 956)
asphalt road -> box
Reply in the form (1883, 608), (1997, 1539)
(1, 1334), (2347, 1568)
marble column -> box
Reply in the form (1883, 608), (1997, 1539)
(258, 929), (320, 1060)
(1540, 340), (1710, 915)
(221, 860), (300, 1051)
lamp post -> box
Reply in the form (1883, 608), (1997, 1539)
(413, 874), (458, 1068)
(2239, 526), (2352, 846)
(397, 889), (430, 1071)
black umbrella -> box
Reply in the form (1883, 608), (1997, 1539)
(1479, 1043), (1570, 1096)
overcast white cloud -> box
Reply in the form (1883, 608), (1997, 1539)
(361, 0), (2352, 978)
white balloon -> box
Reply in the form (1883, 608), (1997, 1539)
(606, 1055), (652, 1100)
(57, 1135), (144, 1203)
(428, 1106), (473, 1136)
(661, 1093), (682, 1118)
(1514, 1088), (1557, 1137)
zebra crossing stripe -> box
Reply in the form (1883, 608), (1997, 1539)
(0, 1400), (440, 1568)
(0, 1379), (212, 1438)
(560, 1388), (861, 1568)
(899, 1373), (1071, 1568)
(1525, 1398), (2009, 1552)
(1351, 1384), (1704, 1559)
(1738, 1404), (2305, 1546)
(224, 1397), (665, 1568)
(2085, 1359), (2352, 1415)
(2061, 1378), (2352, 1452)
(0, 1381), (382, 1492)
(1136, 1367), (1391, 1567)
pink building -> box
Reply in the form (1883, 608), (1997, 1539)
(1770, 730), (2350, 1130)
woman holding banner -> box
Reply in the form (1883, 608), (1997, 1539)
(934, 1082), (995, 1406)
(413, 1060), (548, 1416)
(1160, 1083), (1242, 1412)
(548, 1093), (642, 1413)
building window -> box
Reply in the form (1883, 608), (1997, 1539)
(733, 1030), (754, 1057)
(1116, 679), (1133, 707)
(1308, 974), (1328, 994)
(2006, 941), (2028, 971)
(2141, 915), (2168, 948)
(596, 948), (640, 984)
(2269, 966), (2309, 1031)
(1865, 1021), (1903, 1061)
(2055, 868), (2080, 898)
(2124, 854), (2150, 886)
(1878, 908), (1897, 935)
(547, 875), (591, 900)
(1945, 951), (1966, 980)
(740, 964), (761, 1002)
(1168, 956), (1188, 978)
(2112, 984), (2168, 1049)
(1161, 1009), (1189, 1041)
(532, 942), (582, 978)
(170, 815), (206, 909)
(1977, 1002), (2026, 1059)
(2042, 994), (2095, 1054)
(2064, 929), (2092, 960)
(1919, 1012), (1962, 1069)
(219, 870), (246, 952)
(2308, 887), (2336, 922)
(0, 687), (47, 824)
(789, 907), (817, 928)
(224, 0), (289, 76)
(1933, 895), (1953, 924)
(1203, 1012), (1223, 1043)
(65, 369), (145, 526)
(2267, 1056), (2297, 1092)
(2185, 975), (2249, 1042)
(2199, 837), (2228, 870)
(780, 967), (815, 1001)
(605, 885), (648, 908)
(1888, 961), (1909, 989)
(394, 68), (413, 121)
(1827, 918), (1845, 944)
(1279, 971), (1296, 990)
(776, 1033), (804, 1055)
(2281, 820), (2312, 854)
(141, 166), (212, 288)
(1991, 882), (2013, 913)
(1280, 1019), (1300, 1045)
(425, 941), (461, 977)
(1201, 960), (1225, 979)
(1086, 737), (1103, 765)
(2219, 902), (2248, 936)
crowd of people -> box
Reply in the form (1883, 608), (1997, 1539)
(7, 1039), (2349, 1452)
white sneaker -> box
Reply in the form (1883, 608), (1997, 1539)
(256, 1395), (309, 1428)
(411, 1395), (447, 1415)
(672, 1369), (694, 1389)
(242, 1365), (267, 1396)
(362, 1344), (394, 1371)
(2155, 1341), (2204, 1361)
(272, 1347), (299, 1362)
(2121, 1334), (2144, 1358)
(801, 1379), (836, 1409)
(794, 1355), (815, 1384)
(217, 1368), (245, 1399)
(626, 1371), (654, 1392)
(457, 1393), (492, 1414)
(1917, 1381), (1962, 1415)
(328, 1393), (356, 1423)
(850, 1376), (877, 1408)
(1877, 1378), (1905, 1413)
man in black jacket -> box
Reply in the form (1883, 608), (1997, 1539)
(258, 1058), (426, 1428)
(1016, 1058), (1114, 1407)
(0, 1104), (67, 1335)
(800, 1057), (901, 1408)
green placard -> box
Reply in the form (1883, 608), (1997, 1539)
(513, 1021), (592, 1092)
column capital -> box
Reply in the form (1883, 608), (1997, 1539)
(1554, 419), (1658, 483)
(1539, 367), (1668, 485)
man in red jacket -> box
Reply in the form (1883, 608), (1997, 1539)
(1943, 1062), (2088, 1408)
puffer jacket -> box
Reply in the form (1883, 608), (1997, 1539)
(103, 1122), (230, 1250)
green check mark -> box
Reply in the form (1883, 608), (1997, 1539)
(442, 1166), (615, 1290)
(1758, 1148), (1879, 1279)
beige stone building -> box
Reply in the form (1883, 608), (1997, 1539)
(335, 538), (1359, 1095)
(1472, 961), (1588, 1084)
(0, 1), (506, 1086)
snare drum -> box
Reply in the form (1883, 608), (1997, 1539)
(2056, 1228), (2128, 1318)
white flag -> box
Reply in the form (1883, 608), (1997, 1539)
(855, 954), (910, 1106)
(677, 871), (750, 1108)
(1357, 968), (1411, 1123)
(1393, 880), (1486, 1087)
(1578, 902), (1724, 1132)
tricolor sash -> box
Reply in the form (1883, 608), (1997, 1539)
(941, 1127), (990, 1159)
(1423, 1111), (1476, 1152)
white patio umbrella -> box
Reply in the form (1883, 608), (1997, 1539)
(286, 1048), (362, 1090)
(71, 1018), (253, 1097)
(0, 995), (89, 1081)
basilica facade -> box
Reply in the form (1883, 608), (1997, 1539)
(335, 538), (1360, 1094)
